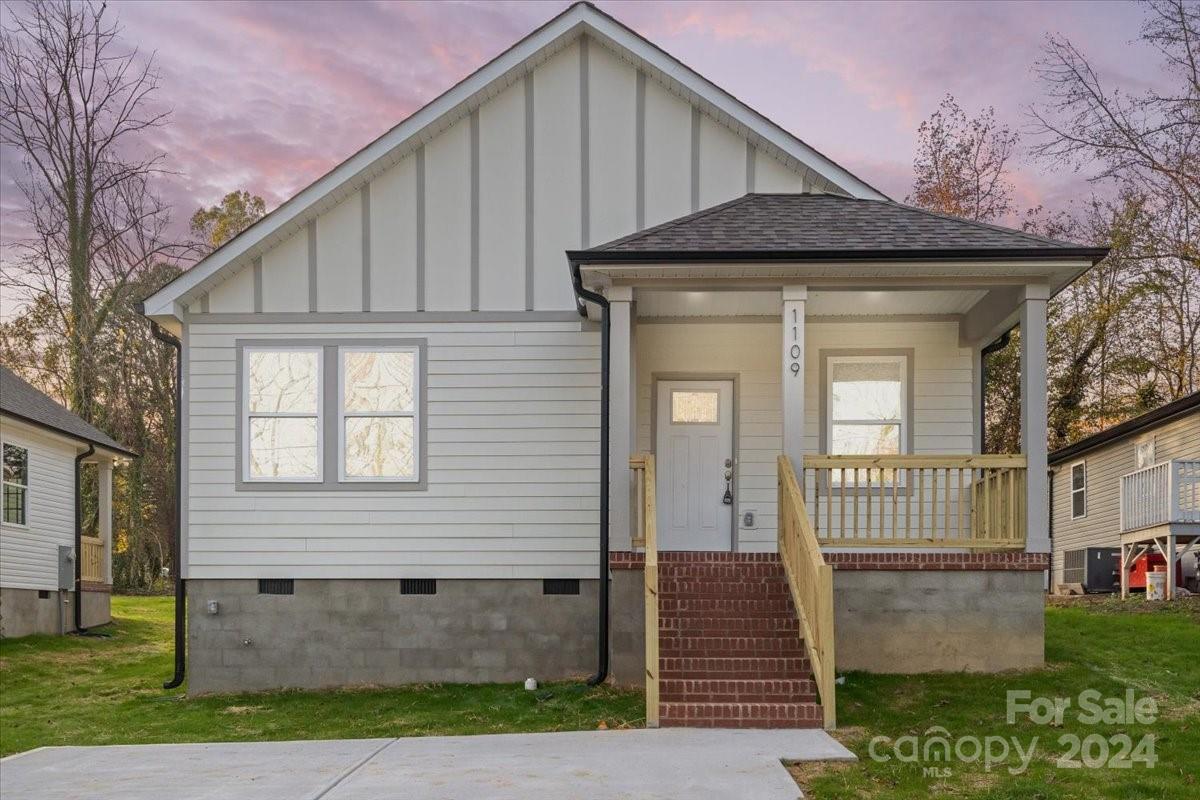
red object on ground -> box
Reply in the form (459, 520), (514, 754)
(1126, 552), (1184, 589)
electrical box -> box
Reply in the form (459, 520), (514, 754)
(57, 545), (75, 591)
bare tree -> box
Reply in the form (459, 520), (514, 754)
(0, 0), (176, 422)
(907, 94), (1020, 221)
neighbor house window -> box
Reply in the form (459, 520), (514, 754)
(3, 443), (28, 526)
(339, 347), (419, 481)
(1070, 461), (1086, 520)
(1135, 439), (1156, 470)
(243, 348), (322, 481)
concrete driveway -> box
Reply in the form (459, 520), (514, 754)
(0, 728), (854, 799)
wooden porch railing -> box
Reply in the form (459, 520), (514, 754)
(802, 454), (1027, 549)
(80, 535), (104, 583)
(778, 455), (836, 730)
(630, 453), (659, 728)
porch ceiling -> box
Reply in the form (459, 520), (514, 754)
(635, 289), (989, 318)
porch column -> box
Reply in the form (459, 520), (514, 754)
(782, 286), (807, 469)
(1020, 284), (1050, 553)
(608, 286), (635, 551)
(99, 459), (114, 584)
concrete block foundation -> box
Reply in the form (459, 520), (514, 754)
(0, 586), (110, 637)
(186, 578), (598, 695)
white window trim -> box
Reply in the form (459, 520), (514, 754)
(337, 345), (421, 483)
(2, 441), (30, 529)
(241, 346), (324, 483)
(825, 354), (909, 456)
(1070, 460), (1087, 520)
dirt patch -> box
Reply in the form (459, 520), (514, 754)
(1047, 594), (1200, 618)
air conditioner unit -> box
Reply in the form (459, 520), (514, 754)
(1062, 547), (1119, 593)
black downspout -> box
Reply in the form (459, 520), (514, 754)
(979, 329), (1012, 453)
(570, 261), (611, 687)
(74, 444), (96, 634)
(150, 319), (186, 690)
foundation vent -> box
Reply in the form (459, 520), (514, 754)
(543, 579), (580, 595)
(258, 579), (294, 595)
(400, 578), (437, 595)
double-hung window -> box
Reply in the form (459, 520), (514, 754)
(1070, 461), (1086, 520)
(3, 443), (29, 526)
(244, 348), (323, 481)
(339, 347), (420, 482)
(826, 355), (907, 486)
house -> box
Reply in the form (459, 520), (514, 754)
(140, 3), (1107, 726)
(1049, 392), (1199, 597)
(0, 367), (134, 637)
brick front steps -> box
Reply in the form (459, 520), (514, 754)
(653, 552), (823, 729)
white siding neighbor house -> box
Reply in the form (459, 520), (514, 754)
(0, 367), (133, 637)
(142, 3), (1108, 727)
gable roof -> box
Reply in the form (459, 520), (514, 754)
(570, 193), (1110, 263)
(1049, 391), (1200, 466)
(0, 367), (136, 458)
(142, 2), (887, 320)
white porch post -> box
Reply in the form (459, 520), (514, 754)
(99, 459), (114, 584)
(1020, 284), (1050, 553)
(608, 286), (635, 551)
(782, 286), (807, 469)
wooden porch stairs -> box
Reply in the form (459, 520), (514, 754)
(656, 552), (823, 728)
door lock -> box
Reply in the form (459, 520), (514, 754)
(722, 461), (733, 505)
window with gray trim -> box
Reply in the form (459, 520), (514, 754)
(1070, 461), (1086, 520)
(236, 339), (427, 491)
(3, 443), (29, 526)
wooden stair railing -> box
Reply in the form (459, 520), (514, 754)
(630, 453), (659, 728)
(778, 455), (836, 730)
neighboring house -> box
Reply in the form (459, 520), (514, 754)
(0, 367), (134, 637)
(1049, 392), (1199, 595)
(141, 3), (1107, 726)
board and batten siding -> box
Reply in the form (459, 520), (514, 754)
(635, 319), (974, 551)
(184, 319), (600, 580)
(0, 419), (76, 591)
(1051, 411), (1200, 585)
(189, 37), (820, 317)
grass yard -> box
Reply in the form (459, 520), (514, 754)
(793, 596), (1200, 799)
(0, 595), (643, 757)
(1, 594), (1196, 800)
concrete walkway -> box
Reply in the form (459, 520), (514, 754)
(0, 728), (854, 799)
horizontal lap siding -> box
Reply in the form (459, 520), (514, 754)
(0, 422), (76, 591)
(1051, 412), (1200, 585)
(185, 320), (600, 579)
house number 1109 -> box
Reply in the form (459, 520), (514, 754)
(789, 308), (801, 376)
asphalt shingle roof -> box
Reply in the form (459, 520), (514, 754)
(0, 366), (135, 457)
(576, 194), (1107, 260)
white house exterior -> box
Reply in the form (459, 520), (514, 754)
(0, 367), (132, 637)
(142, 3), (1107, 725)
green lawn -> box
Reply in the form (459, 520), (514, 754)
(0, 595), (643, 757)
(2, 594), (1196, 800)
(793, 597), (1200, 799)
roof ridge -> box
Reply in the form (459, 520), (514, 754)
(596, 193), (759, 251)
(883, 200), (1080, 249)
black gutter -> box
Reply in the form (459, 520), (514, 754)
(979, 330), (1012, 453)
(565, 247), (1110, 265)
(1048, 390), (1200, 465)
(569, 259), (611, 687)
(148, 318), (186, 691)
(74, 444), (95, 633)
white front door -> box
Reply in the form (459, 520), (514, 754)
(655, 380), (734, 551)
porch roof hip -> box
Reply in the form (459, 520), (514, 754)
(567, 194), (1109, 264)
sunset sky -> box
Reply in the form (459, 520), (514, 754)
(0, 0), (1166, 277)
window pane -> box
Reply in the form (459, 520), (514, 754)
(345, 417), (415, 479)
(1072, 490), (1085, 518)
(671, 391), (719, 424)
(249, 417), (319, 478)
(831, 423), (900, 455)
(1071, 464), (1085, 491)
(3, 485), (26, 525)
(3, 444), (28, 485)
(831, 360), (902, 420)
(344, 351), (415, 413)
(248, 351), (319, 413)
